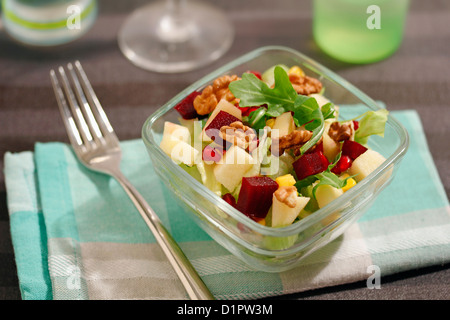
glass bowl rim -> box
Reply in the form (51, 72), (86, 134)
(141, 45), (410, 238)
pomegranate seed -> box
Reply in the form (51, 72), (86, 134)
(234, 103), (261, 117)
(331, 155), (352, 174)
(202, 145), (222, 163)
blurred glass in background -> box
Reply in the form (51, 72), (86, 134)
(1, 0), (97, 47)
(118, 0), (234, 73)
(313, 0), (410, 64)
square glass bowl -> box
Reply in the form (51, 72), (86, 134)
(142, 46), (409, 272)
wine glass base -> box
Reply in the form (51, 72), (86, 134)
(118, 0), (234, 73)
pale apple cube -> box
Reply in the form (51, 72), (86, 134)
(309, 93), (330, 108)
(315, 184), (344, 209)
(163, 121), (191, 142)
(178, 117), (197, 142)
(271, 195), (310, 228)
(169, 140), (201, 166)
(322, 120), (341, 163)
(160, 121), (192, 155)
(213, 146), (254, 192)
(349, 149), (386, 182)
(271, 112), (295, 139)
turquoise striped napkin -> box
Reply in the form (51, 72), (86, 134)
(4, 109), (450, 300)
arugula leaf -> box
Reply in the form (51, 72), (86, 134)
(292, 97), (325, 154)
(321, 102), (336, 120)
(295, 175), (317, 190)
(245, 107), (268, 131)
(229, 67), (297, 110)
(229, 66), (329, 154)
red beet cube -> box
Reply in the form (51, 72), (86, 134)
(205, 111), (240, 149)
(205, 111), (241, 134)
(174, 91), (201, 119)
(341, 140), (367, 160)
(236, 176), (279, 219)
(293, 150), (329, 180)
(222, 193), (237, 208)
(331, 155), (352, 175)
(306, 141), (323, 154)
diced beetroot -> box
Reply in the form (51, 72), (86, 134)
(306, 141), (323, 154)
(222, 193), (237, 208)
(341, 140), (367, 160)
(236, 176), (279, 219)
(293, 150), (329, 180)
(174, 91), (202, 119)
(202, 145), (223, 163)
(205, 111), (240, 149)
(331, 155), (353, 174)
(205, 111), (240, 135)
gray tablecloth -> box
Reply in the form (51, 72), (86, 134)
(0, 0), (449, 300)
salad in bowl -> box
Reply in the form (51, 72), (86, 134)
(159, 64), (389, 228)
(142, 46), (408, 272)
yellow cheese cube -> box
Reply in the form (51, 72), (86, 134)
(340, 173), (357, 192)
(275, 174), (296, 187)
(265, 118), (275, 128)
(288, 66), (305, 77)
(342, 177), (357, 192)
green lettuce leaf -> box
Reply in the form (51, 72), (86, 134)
(354, 109), (389, 145)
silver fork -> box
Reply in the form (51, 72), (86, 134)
(49, 61), (214, 300)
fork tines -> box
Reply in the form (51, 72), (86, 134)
(50, 61), (118, 152)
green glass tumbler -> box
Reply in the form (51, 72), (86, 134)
(313, 0), (410, 64)
(1, 0), (97, 46)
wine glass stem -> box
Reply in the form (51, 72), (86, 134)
(157, 0), (194, 43)
(167, 0), (185, 15)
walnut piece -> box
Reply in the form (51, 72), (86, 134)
(328, 121), (353, 142)
(220, 121), (257, 150)
(274, 186), (298, 208)
(213, 75), (239, 102)
(271, 129), (313, 156)
(193, 85), (217, 115)
(289, 73), (323, 95)
(193, 75), (240, 115)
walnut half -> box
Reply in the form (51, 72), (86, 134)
(271, 129), (313, 156)
(289, 73), (323, 95)
(220, 121), (257, 150)
(328, 121), (354, 142)
(193, 75), (240, 115)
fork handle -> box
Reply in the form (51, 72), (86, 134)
(111, 170), (215, 300)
